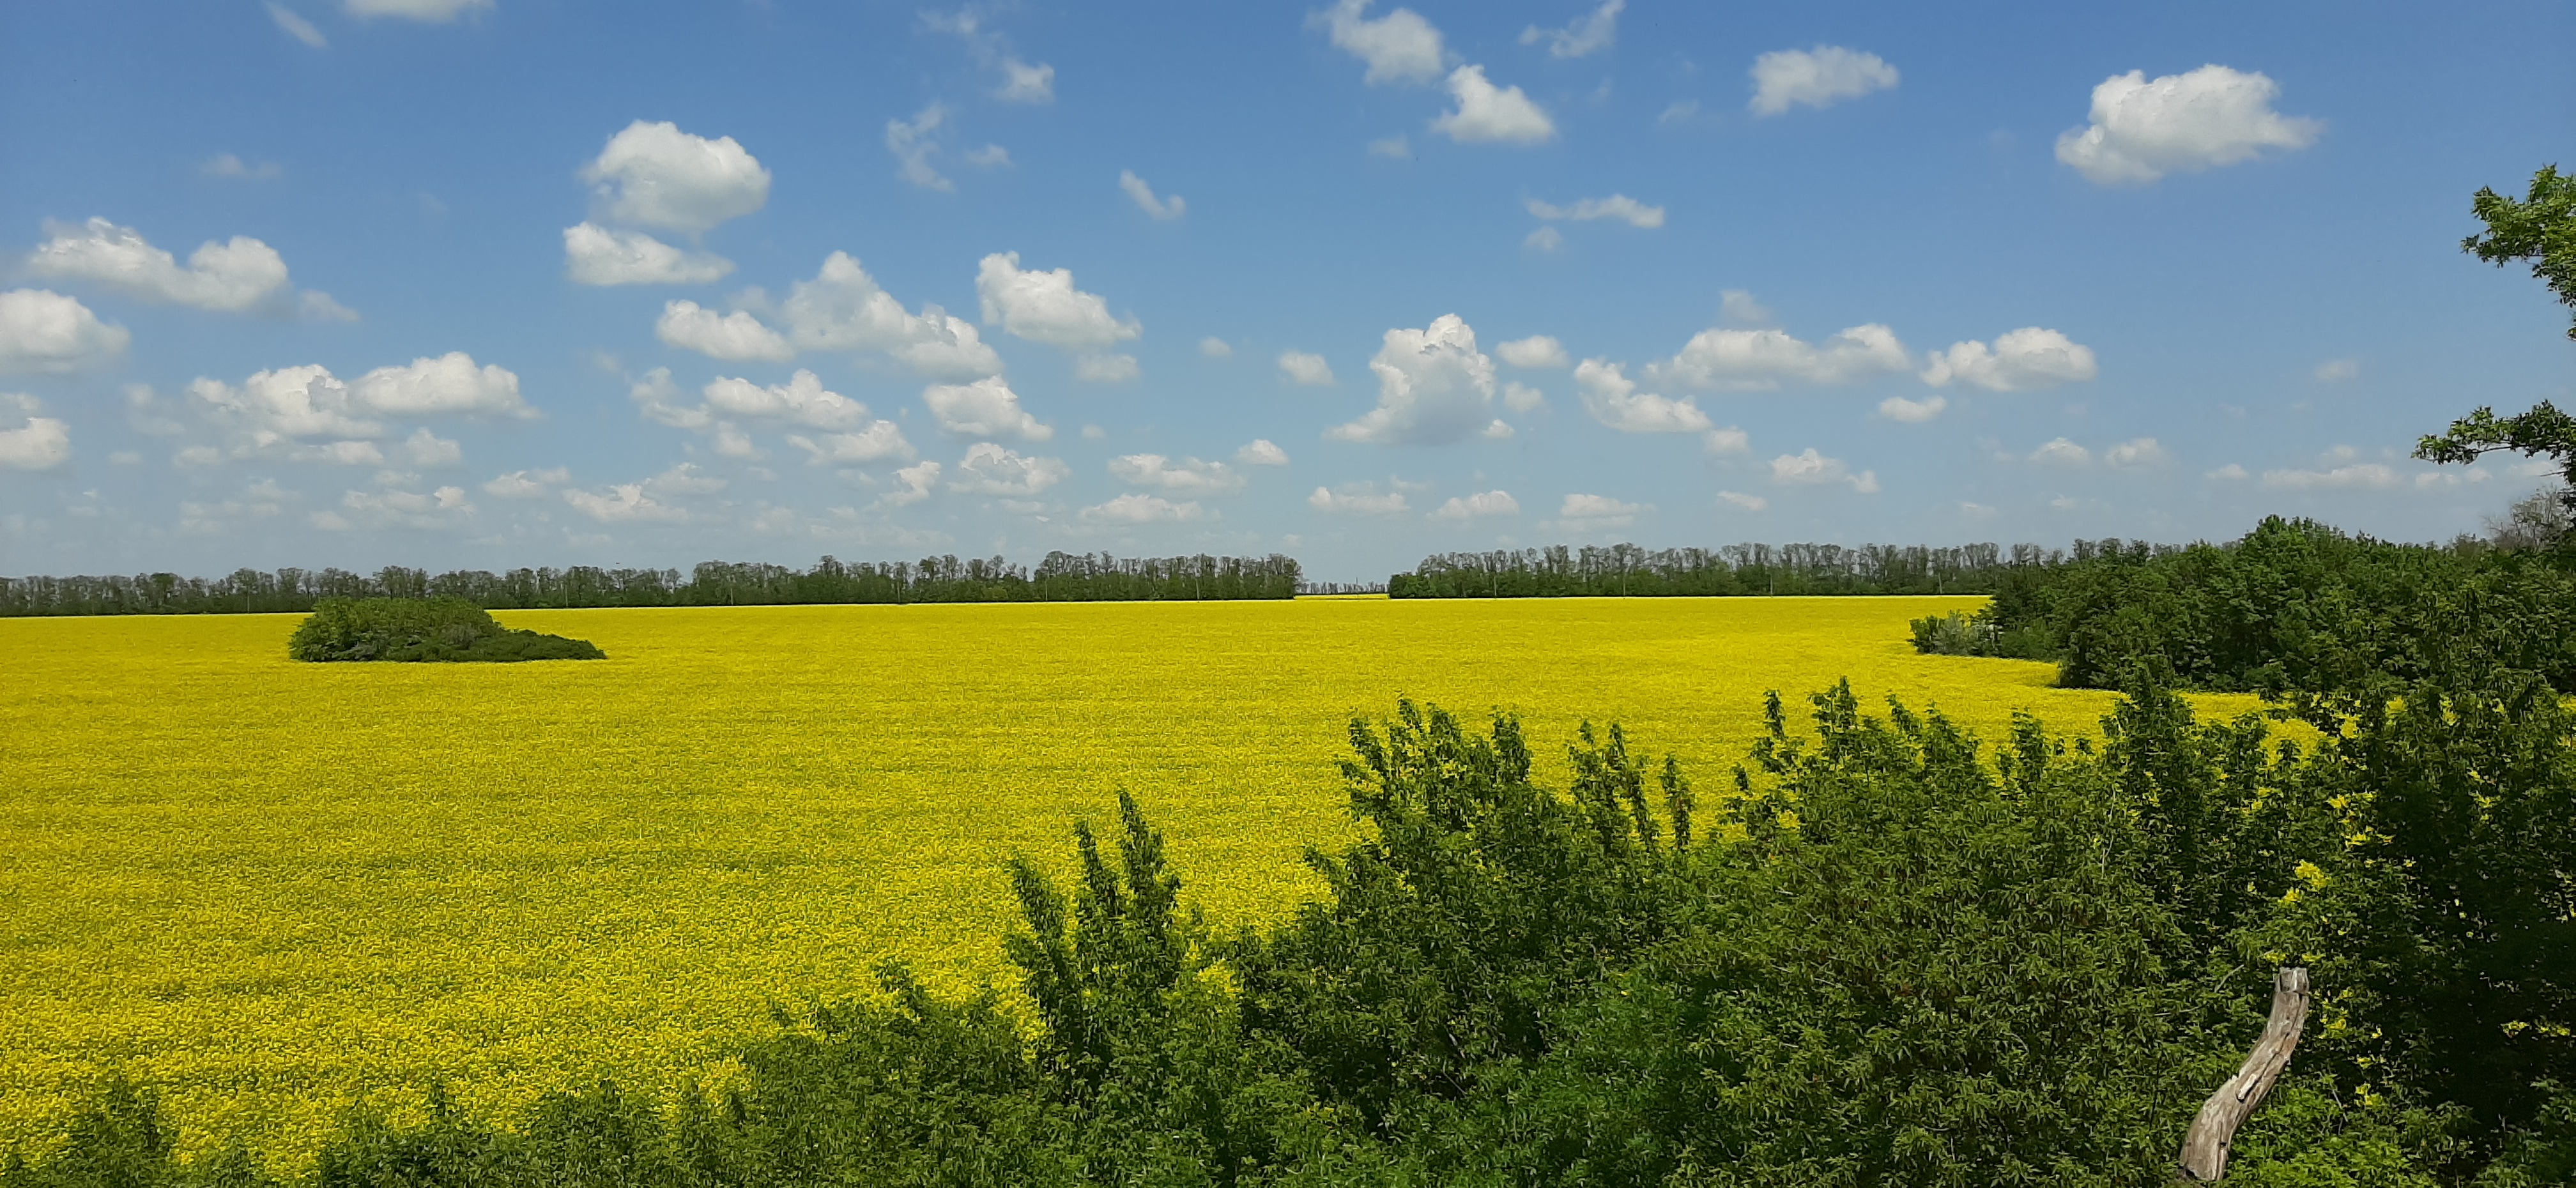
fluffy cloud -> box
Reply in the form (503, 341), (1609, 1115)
(1075, 353), (1140, 383)
(1081, 492), (1208, 524)
(26, 218), (291, 312)
(876, 460), (943, 508)
(1719, 289), (1775, 326)
(1717, 490), (1767, 511)
(188, 365), (383, 440)
(1119, 171), (1186, 220)
(1235, 439), (1290, 466)
(2029, 438), (2092, 467)
(399, 427), (461, 467)
(1520, 0), (1621, 59)
(1702, 426), (1750, 455)
(657, 300), (795, 362)
(998, 59), (1055, 103)
(2255, 461), (2460, 491)
(351, 353), (530, 418)
(1524, 226), (1563, 252)
(1920, 328), (2098, 390)
(1496, 335), (1568, 369)
(1328, 314), (1501, 445)
(2104, 438), (2170, 469)
(1430, 489), (1518, 520)
(562, 222), (733, 286)
(1550, 492), (1643, 529)
(923, 376), (1052, 441)
(1199, 337), (1233, 358)
(1749, 45), (1899, 116)
(564, 484), (682, 523)
(1308, 482), (1411, 516)
(345, 0), (493, 20)
(1574, 359), (1713, 434)
(582, 121), (770, 234)
(887, 103), (956, 192)
(951, 442), (1070, 495)
(1318, 0), (1446, 85)
(775, 252), (1004, 379)
(1110, 453), (1245, 496)
(316, 482), (475, 532)
(0, 400), (70, 470)
(1648, 323), (1909, 390)
(703, 369), (872, 430)
(1432, 65), (1556, 144)
(2056, 65), (2321, 186)
(788, 421), (916, 466)
(1278, 350), (1337, 385)
(482, 467), (568, 498)
(1878, 394), (1947, 422)
(976, 252), (1140, 350)
(0, 289), (129, 374)
(1770, 448), (1878, 492)
(1504, 381), (1547, 411)
(1524, 195), (1664, 228)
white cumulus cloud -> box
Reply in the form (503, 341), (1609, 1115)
(482, 467), (568, 498)
(788, 421), (916, 466)
(562, 222), (733, 286)
(1119, 170), (1186, 220)
(1328, 314), (1499, 445)
(703, 369), (873, 430)
(876, 460), (943, 508)
(1770, 448), (1878, 492)
(1199, 337), (1233, 358)
(399, 427), (461, 468)
(1318, 0), (1446, 86)
(1081, 492), (1207, 524)
(2261, 463), (2401, 491)
(1110, 453), (1245, 496)
(1574, 358), (1713, 434)
(998, 59), (1055, 103)
(2029, 437), (2092, 467)
(976, 251), (1140, 350)
(1749, 46), (1899, 116)
(0, 289), (128, 374)
(1520, 0), (1621, 59)
(1648, 323), (1910, 390)
(657, 300), (795, 362)
(1308, 482), (1411, 516)
(1075, 353), (1140, 383)
(1718, 490), (1767, 511)
(1920, 327), (2098, 390)
(582, 121), (770, 234)
(1524, 195), (1664, 228)
(0, 402), (70, 470)
(1432, 65), (1556, 144)
(951, 442), (1070, 495)
(1430, 489), (1518, 520)
(1551, 492), (1643, 529)
(923, 376), (1052, 441)
(886, 103), (957, 192)
(1878, 394), (1947, 423)
(1278, 350), (1337, 385)
(1235, 439), (1290, 466)
(351, 353), (530, 418)
(2104, 438), (2170, 469)
(26, 218), (292, 312)
(2055, 65), (2322, 186)
(774, 252), (1004, 379)
(1496, 335), (1568, 369)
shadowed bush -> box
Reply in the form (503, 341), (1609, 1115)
(286, 597), (604, 664)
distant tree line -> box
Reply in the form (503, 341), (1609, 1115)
(0, 552), (1303, 616)
(1389, 541), (2051, 598)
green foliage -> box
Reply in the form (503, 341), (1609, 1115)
(2462, 164), (2576, 340)
(286, 598), (604, 664)
(1389, 541), (2047, 598)
(1908, 607), (2058, 660)
(2416, 403), (2576, 528)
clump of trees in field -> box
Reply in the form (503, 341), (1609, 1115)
(0, 552), (1303, 617)
(288, 598), (604, 663)
(1390, 541), (2040, 598)
(10, 671), (2571, 1185)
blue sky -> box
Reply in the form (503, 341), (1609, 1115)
(1, 0), (2568, 582)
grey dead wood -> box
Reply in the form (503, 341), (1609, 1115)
(2177, 966), (2311, 1182)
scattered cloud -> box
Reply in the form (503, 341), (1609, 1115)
(1327, 314), (1501, 445)
(875, 460), (942, 508)
(562, 463), (721, 524)
(1119, 170), (1186, 220)
(202, 154), (282, 180)
(2104, 438), (2170, 469)
(656, 300), (794, 362)
(2315, 358), (2359, 382)
(1749, 46), (1898, 116)
(1770, 448), (1878, 492)
(1702, 427), (1750, 455)
(923, 376), (1052, 441)
(316, 483), (475, 532)
(1235, 439), (1290, 466)
(581, 120), (770, 233)
(1503, 381), (1546, 411)
(1110, 453), (1245, 495)
(1920, 327), (2099, 390)
(0, 289), (130, 374)
(351, 353), (531, 418)
(777, 252), (1003, 378)
(399, 427), (461, 467)
(1496, 335), (1568, 369)
(1717, 490), (1767, 511)
(950, 442), (1070, 494)
(299, 291), (360, 322)
(1278, 349), (1337, 386)
(2056, 65), (2321, 186)
(1432, 65), (1556, 144)
(1081, 492), (1208, 524)
(0, 399), (70, 470)
(1574, 358), (1712, 434)
(1878, 394), (1947, 423)
(1648, 322), (1908, 390)
(563, 222), (733, 286)
(977, 252), (1140, 350)
(27, 218), (293, 312)
(1317, 0), (1446, 86)
(1075, 353), (1140, 383)
(2029, 437), (2092, 467)
(1368, 135), (1413, 159)
(1524, 226), (1564, 252)
(1550, 492), (1643, 529)
(344, 0), (493, 21)
(1308, 481), (1411, 516)
(787, 421), (917, 466)
(1430, 489), (1518, 520)
(1525, 194), (1664, 229)
(1199, 337), (1233, 358)
(1519, 0), (1621, 59)
(482, 467), (569, 498)
(2260, 462), (2402, 491)
(703, 369), (875, 431)
(1719, 289), (1774, 326)
(886, 103), (957, 192)
(997, 59), (1055, 103)
(266, 3), (326, 48)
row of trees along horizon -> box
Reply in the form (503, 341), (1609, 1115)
(0, 552), (1305, 615)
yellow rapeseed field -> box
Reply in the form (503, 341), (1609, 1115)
(0, 596), (2271, 1164)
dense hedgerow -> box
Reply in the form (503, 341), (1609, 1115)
(286, 597), (604, 663)
(11, 667), (2570, 1185)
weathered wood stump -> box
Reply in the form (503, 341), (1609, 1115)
(2177, 967), (2311, 1182)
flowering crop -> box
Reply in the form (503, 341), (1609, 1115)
(0, 596), (2268, 1164)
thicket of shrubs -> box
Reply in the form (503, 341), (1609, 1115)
(10, 659), (2572, 1185)
(1388, 541), (2042, 598)
(286, 597), (604, 663)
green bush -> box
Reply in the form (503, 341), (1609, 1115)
(286, 597), (604, 663)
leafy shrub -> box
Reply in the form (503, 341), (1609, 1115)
(287, 597), (604, 663)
